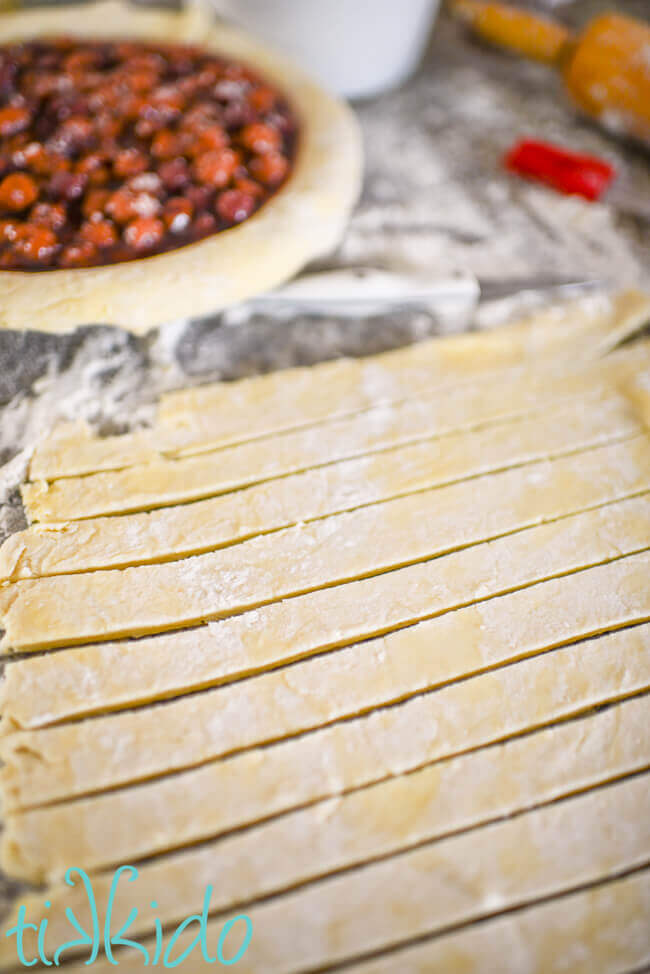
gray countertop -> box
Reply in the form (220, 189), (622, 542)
(0, 0), (648, 921)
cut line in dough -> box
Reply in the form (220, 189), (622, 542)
(3, 552), (648, 810)
(3, 493), (648, 731)
(21, 346), (650, 526)
(38, 774), (650, 973)
(2, 694), (647, 959)
(343, 870), (650, 974)
(160, 291), (650, 423)
(0, 0), (362, 335)
(26, 290), (650, 480)
(11, 388), (643, 565)
(3, 436), (649, 652)
(3, 624), (648, 881)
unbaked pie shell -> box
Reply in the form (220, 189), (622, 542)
(0, 0), (363, 334)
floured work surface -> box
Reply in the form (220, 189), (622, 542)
(0, 294), (650, 972)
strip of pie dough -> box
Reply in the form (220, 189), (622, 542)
(10, 390), (642, 570)
(160, 292), (650, 424)
(3, 436), (650, 653)
(21, 347), (650, 526)
(4, 493), (647, 731)
(26, 290), (650, 480)
(3, 695), (646, 961)
(3, 552), (648, 810)
(30, 292), (650, 479)
(346, 870), (650, 974)
(3, 624), (648, 882)
(41, 774), (650, 974)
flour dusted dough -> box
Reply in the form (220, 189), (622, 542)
(3, 624), (648, 881)
(2, 695), (646, 960)
(41, 775), (650, 973)
(21, 347), (650, 525)
(349, 870), (650, 974)
(4, 494), (647, 730)
(10, 389), (642, 568)
(3, 552), (648, 809)
(3, 437), (649, 652)
(26, 290), (650, 479)
(0, 1), (362, 335)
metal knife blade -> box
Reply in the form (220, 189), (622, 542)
(248, 268), (603, 318)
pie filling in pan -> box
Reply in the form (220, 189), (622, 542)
(0, 36), (297, 270)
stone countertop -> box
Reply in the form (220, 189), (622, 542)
(0, 0), (648, 917)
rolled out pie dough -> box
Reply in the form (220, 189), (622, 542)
(44, 775), (650, 973)
(3, 436), (649, 652)
(2, 694), (647, 959)
(26, 289), (650, 480)
(0, 0), (362, 334)
(2, 295), (650, 962)
(4, 624), (648, 882)
(3, 552), (648, 810)
(10, 387), (642, 568)
(21, 345), (650, 526)
(3, 493), (647, 731)
(348, 870), (650, 974)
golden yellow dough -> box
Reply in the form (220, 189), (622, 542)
(26, 289), (650, 479)
(349, 871), (650, 974)
(44, 775), (650, 973)
(3, 436), (649, 652)
(2, 493), (647, 731)
(10, 387), (642, 564)
(3, 625), (648, 882)
(2, 695), (646, 959)
(2, 552), (648, 809)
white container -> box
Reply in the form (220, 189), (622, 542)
(212, 0), (441, 99)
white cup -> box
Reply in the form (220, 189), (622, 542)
(211, 0), (441, 99)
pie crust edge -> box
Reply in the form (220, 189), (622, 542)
(0, 0), (363, 334)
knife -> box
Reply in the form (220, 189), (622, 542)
(247, 267), (602, 318)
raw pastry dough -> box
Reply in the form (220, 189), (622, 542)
(4, 624), (648, 881)
(27, 289), (650, 479)
(40, 775), (650, 973)
(348, 870), (650, 974)
(161, 290), (650, 420)
(0, 495), (649, 734)
(23, 348), (650, 528)
(12, 388), (641, 563)
(0, 0), (362, 334)
(3, 436), (649, 651)
(3, 552), (648, 809)
(2, 494), (648, 730)
(2, 296), (650, 958)
(2, 694), (646, 958)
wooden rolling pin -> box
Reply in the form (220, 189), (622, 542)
(451, 1), (650, 145)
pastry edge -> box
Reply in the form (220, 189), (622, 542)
(0, 0), (363, 334)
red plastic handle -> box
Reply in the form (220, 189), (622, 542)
(504, 139), (616, 201)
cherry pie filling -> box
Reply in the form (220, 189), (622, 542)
(0, 37), (297, 270)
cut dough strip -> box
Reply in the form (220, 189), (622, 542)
(4, 493), (648, 731)
(44, 774), (650, 974)
(3, 553), (648, 810)
(3, 436), (649, 652)
(22, 344), (650, 526)
(160, 295), (644, 425)
(10, 389), (642, 568)
(3, 695), (647, 960)
(3, 624), (648, 882)
(27, 290), (650, 480)
(339, 870), (650, 974)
